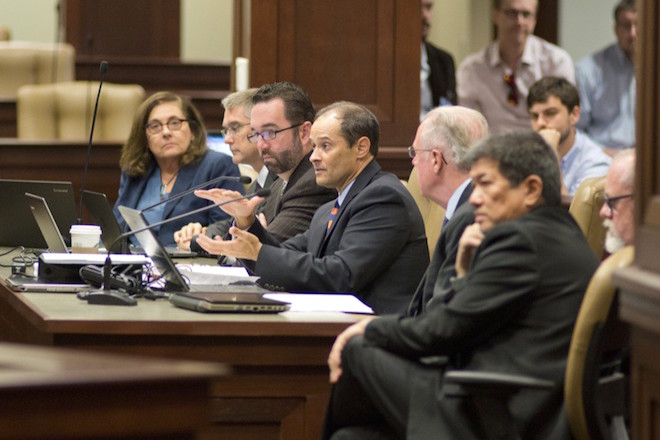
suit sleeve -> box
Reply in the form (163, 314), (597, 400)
(364, 224), (540, 359)
(254, 185), (417, 294)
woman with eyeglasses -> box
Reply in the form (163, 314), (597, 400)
(112, 91), (243, 247)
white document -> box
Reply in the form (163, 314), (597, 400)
(264, 293), (374, 314)
(176, 263), (255, 285)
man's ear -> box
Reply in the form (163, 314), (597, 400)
(299, 121), (313, 143)
(524, 175), (544, 207)
(569, 105), (581, 127)
(355, 136), (371, 159)
(430, 149), (443, 174)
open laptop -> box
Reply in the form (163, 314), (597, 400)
(82, 190), (197, 257)
(25, 193), (70, 253)
(117, 205), (290, 313)
(0, 179), (77, 248)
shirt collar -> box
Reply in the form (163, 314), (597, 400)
(445, 178), (471, 220)
(256, 166), (269, 188)
(337, 180), (356, 207)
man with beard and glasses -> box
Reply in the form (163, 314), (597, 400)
(600, 149), (635, 253)
(185, 82), (335, 252)
(528, 76), (611, 196)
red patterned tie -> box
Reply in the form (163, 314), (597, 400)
(504, 72), (518, 106)
(327, 200), (339, 230)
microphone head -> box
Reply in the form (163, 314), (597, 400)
(255, 188), (271, 198)
(100, 61), (109, 74)
(238, 175), (252, 184)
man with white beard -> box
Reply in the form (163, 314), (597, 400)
(599, 149), (635, 252)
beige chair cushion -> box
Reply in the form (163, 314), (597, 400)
(569, 176), (607, 259)
(17, 81), (146, 142)
(564, 246), (633, 440)
(0, 42), (75, 99)
(404, 167), (446, 258)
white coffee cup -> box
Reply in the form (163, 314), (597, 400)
(69, 225), (102, 254)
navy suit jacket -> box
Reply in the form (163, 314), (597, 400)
(113, 150), (243, 246)
(406, 184), (474, 316)
(243, 160), (430, 315)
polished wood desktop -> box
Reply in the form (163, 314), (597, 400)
(0, 261), (361, 440)
(0, 341), (225, 439)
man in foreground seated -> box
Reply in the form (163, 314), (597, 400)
(406, 105), (488, 316)
(322, 130), (600, 439)
(195, 101), (429, 314)
(600, 149), (636, 252)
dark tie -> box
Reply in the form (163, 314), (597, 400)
(442, 216), (449, 229)
(504, 72), (518, 106)
(327, 200), (340, 230)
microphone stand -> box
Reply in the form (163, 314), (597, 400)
(78, 61), (109, 225)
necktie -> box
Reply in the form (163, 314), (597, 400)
(503, 72), (518, 106)
(327, 200), (340, 230)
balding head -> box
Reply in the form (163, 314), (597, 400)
(412, 106), (489, 207)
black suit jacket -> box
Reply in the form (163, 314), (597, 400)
(406, 184), (473, 317)
(365, 205), (600, 439)
(243, 160), (430, 315)
(189, 170), (279, 252)
(425, 40), (457, 106)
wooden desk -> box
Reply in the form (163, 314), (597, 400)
(0, 342), (225, 439)
(0, 271), (360, 440)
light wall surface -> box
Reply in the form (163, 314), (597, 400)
(0, 0), (625, 67)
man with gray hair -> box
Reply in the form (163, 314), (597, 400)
(407, 105), (488, 315)
(600, 149), (635, 252)
(322, 130), (599, 439)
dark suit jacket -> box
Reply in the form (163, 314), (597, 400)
(365, 205), (599, 439)
(243, 160), (430, 315)
(113, 150), (243, 246)
(425, 40), (457, 106)
(406, 184), (474, 317)
(189, 170), (279, 252)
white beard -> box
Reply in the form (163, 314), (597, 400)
(603, 219), (626, 254)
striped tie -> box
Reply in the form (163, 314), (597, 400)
(327, 200), (340, 230)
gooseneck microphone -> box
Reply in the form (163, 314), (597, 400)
(140, 174), (252, 212)
(84, 188), (271, 304)
(78, 60), (109, 224)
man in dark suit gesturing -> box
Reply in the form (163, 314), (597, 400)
(195, 101), (429, 314)
(322, 130), (600, 439)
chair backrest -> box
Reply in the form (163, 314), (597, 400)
(0, 41), (75, 99)
(564, 246), (633, 440)
(17, 81), (145, 142)
(569, 176), (607, 259)
(404, 167), (446, 258)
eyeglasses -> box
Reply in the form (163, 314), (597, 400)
(220, 123), (249, 138)
(604, 193), (633, 212)
(145, 118), (189, 135)
(408, 146), (448, 165)
(500, 8), (535, 21)
(247, 122), (303, 144)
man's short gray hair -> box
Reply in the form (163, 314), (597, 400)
(419, 106), (489, 172)
(221, 88), (258, 119)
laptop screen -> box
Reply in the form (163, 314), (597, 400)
(0, 179), (77, 248)
(117, 205), (189, 292)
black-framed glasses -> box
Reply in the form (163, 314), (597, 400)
(604, 193), (633, 212)
(407, 146), (447, 165)
(145, 118), (189, 135)
(220, 123), (250, 138)
(247, 122), (303, 144)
